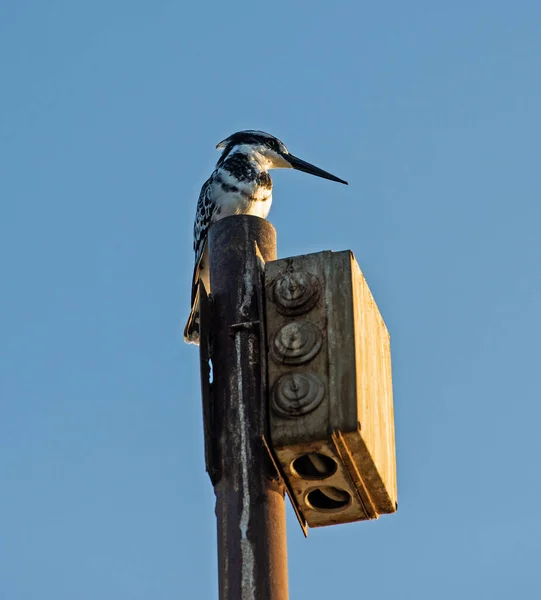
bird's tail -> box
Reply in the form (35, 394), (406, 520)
(183, 284), (201, 345)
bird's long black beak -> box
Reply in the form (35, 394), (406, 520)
(285, 153), (348, 185)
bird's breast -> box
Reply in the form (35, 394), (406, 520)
(212, 169), (272, 220)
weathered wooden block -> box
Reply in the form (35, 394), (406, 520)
(265, 250), (397, 528)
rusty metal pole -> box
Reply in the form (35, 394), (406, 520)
(203, 215), (288, 600)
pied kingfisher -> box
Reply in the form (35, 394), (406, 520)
(184, 130), (348, 344)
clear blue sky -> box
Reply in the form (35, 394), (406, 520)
(1, 1), (540, 598)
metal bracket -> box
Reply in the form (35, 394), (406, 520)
(262, 435), (308, 538)
(331, 430), (378, 520)
(229, 320), (261, 334)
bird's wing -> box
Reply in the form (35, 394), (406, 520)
(190, 238), (208, 306)
(194, 177), (214, 262)
(191, 176), (214, 304)
(184, 176), (214, 344)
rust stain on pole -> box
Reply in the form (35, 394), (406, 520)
(204, 215), (288, 600)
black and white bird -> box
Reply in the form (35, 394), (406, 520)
(184, 130), (348, 344)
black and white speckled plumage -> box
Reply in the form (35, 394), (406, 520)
(192, 154), (273, 269)
(184, 130), (348, 344)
